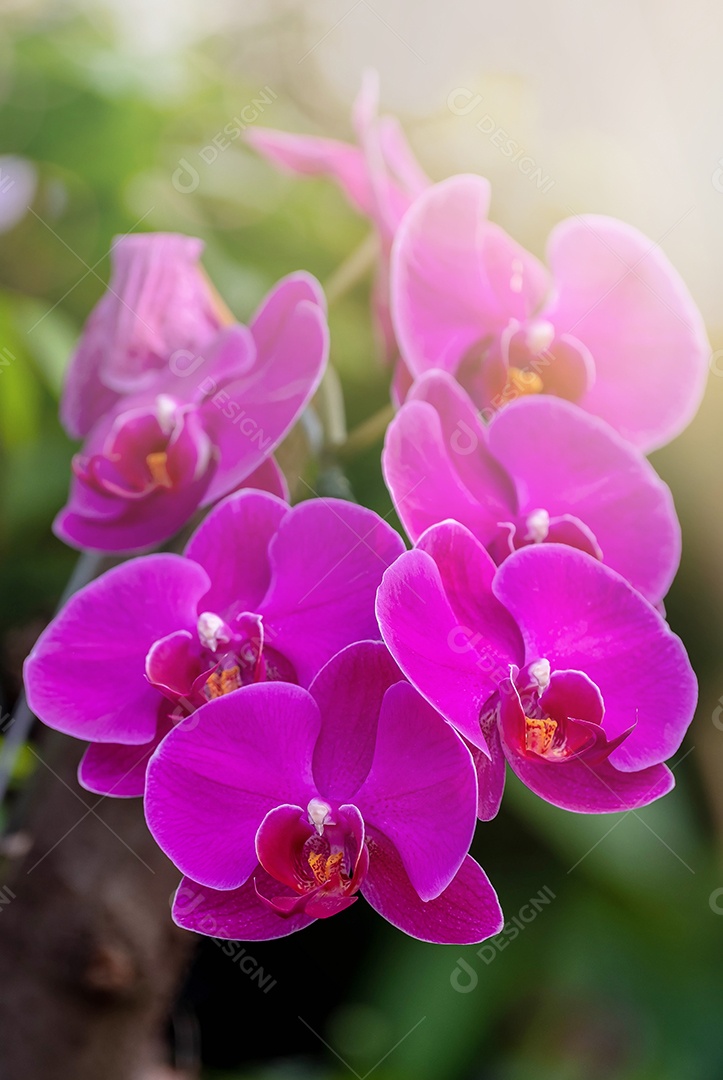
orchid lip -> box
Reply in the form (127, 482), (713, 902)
(254, 801), (368, 920)
(76, 398), (215, 504)
(144, 607), (298, 715)
(505, 666), (634, 766)
(488, 512), (603, 567)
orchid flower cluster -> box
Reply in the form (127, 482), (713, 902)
(24, 74), (705, 946)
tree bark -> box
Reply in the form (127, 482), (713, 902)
(0, 729), (196, 1080)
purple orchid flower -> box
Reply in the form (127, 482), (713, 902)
(54, 273), (329, 553)
(391, 174), (709, 451)
(376, 522), (697, 818)
(61, 233), (228, 439)
(144, 641), (503, 944)
(25, 490), (405, 798)
(383, 370), (680, 607)
(247, 70), (429, 363)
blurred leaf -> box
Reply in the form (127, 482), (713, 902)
(13, 297), (78, 398)
(2, 742), (36, 787)
(0, 297), (42, 448)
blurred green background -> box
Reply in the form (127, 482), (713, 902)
(1, 3), (722, 1078)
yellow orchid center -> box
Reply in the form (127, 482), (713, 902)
(505, 366), (544, 397)
(524, 715), (558, 755)
(308, 849), (344, 886)
(205, 665), (243, 699)
(146, 450), (173, 488)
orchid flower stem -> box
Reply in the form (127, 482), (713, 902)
(314, 232), (381, 454)
(337, 402), (395, 459)
(316, 364), (348, 448)
(323, 231), (378, 306)
(200, 268), (236, 326)
(0, 550), (110, 806)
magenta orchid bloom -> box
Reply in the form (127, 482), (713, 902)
(391, 174), (709, 450)
(383, 370), (680, 607)
(54, 273), (329, 553)
(61, 233), (228, 439)
(144, 641), (502, 944)
(247, 70), (429, 362)
(25, 490), (405, 798)
(376, 523), (697, 818)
